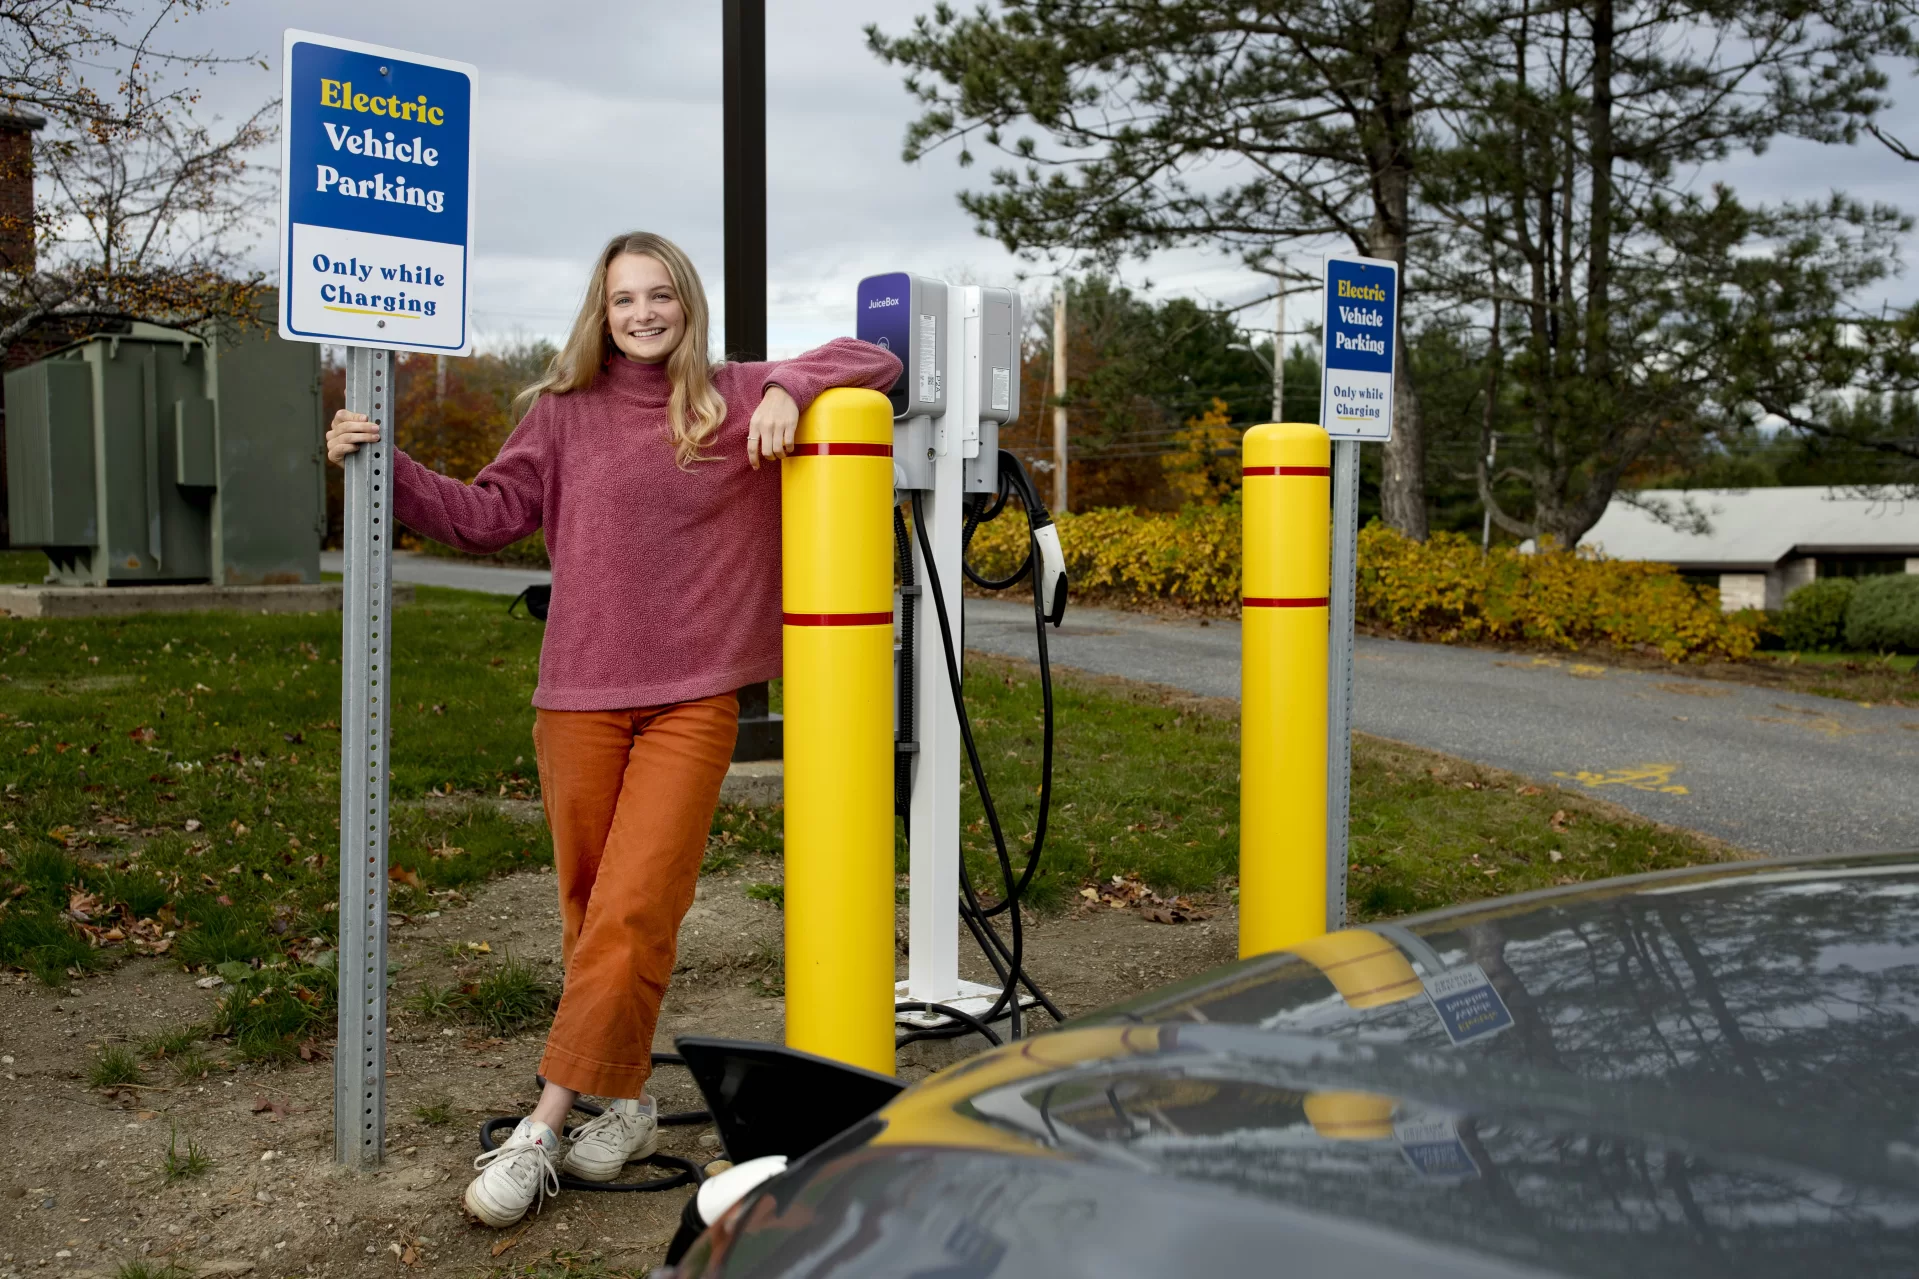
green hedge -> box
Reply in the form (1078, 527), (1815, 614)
(414, 528), (550, 568)
(1845, 574), (1919, 653)
(1775, 578), (1856, 651)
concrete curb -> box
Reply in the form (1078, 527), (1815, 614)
(722, 760), (783, 808)
(0, 581), (417, 619)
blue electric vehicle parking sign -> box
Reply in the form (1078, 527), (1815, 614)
(277, 31), (476, 354)
(1422, 963), (1514, 1045)
(1319, 253), (1398, 441)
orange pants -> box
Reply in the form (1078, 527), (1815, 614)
(532, 693), (739, 1097)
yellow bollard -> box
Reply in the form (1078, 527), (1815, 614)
(1239, 422), (1332, 958)
(1303, 1091), (1398, 1141)
(1286, 930), (1423, 1009)
(781, 387), (897, 1075)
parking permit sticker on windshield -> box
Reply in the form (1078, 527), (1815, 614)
(1395, 1117), (1481, 1179)
(1423, 964), (1514, 1045)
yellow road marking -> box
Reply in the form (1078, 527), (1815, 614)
(1552, 762), (1689, 795)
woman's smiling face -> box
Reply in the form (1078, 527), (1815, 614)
(605, 252), (685, 364)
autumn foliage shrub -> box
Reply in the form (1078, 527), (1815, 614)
(1352, 525), (1755, 660)
(967, 505), (1755, 661)
(968, 499), (1244, 610)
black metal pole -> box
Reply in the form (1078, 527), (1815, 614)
(724, 0), (780, 761)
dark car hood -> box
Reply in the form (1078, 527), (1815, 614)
(687, 853), (1919, 1278)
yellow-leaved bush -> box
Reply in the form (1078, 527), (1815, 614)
(966, 503), (1756, 662)
(968, 500), (1245, 610)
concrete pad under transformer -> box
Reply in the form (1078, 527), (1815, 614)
(720, 760), (783, 808)
(0, 581), (416, 619)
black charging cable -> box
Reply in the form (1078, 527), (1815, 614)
(899, 453), (1066, 1051)
(476, 1055), (712, 1194)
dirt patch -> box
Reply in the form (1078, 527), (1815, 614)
(0, 854), (1237, 1279)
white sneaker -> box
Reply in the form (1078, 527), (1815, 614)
(463, 1118), (563, 1227)
(560, 1097), (658, 1182)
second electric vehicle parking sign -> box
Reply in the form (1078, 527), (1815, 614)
(1319, 253), (1398, 442)
(278, 31), (476, 355)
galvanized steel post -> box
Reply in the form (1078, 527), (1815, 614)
(1239, 421), (1331, 958)
(335, 346), (394, 1168)
(781, 388), (897, 1074)
(1326, 438), (1361, 931)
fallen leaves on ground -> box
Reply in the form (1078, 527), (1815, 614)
(1079, 873), (1208, 923)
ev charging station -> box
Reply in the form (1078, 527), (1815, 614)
(854, 273), (1066, 1032)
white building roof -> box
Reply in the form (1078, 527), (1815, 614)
(1579, 487), (1919, 570)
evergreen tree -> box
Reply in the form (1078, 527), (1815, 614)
(867, 0), (1496, 538)
(1420, 0), (1911, 544)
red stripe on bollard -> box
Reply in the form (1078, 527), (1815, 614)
(788, 442), (894, 457)
(1242, 466), (1332, 477)
(782, 611), (895, 626)
(1243, 597), (1331, 608)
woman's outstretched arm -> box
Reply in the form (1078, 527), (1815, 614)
(325, 403), (547, 554)
(738, 337), (903, 468)
(758, 336), (903, 407)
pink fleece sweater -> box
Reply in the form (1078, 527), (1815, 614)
(391, 338), (903, 710)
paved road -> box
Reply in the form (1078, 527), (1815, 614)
(964, 597), (1919, 858)
(321, 550), (549, 597)
(338, 551), (1917, 856)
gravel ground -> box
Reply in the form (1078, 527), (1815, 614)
(0, 856), (1236, 1279)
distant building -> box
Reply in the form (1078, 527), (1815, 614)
(1579, 487), (1919, 612)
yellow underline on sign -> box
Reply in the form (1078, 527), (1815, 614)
(322, 305), (421, 319)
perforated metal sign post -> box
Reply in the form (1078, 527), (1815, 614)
(335, 348), (394, 1168)
(276, 30), (475, 1169)
(1320, 253), (1399, 931)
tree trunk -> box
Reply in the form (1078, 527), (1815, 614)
(1369, 0), (1428, 540)
(1585, 0), (1614, 384)
(1383, 357), (1427, 537)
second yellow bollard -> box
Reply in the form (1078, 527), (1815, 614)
(1239, 422), (1332, 958)
(781, 387), (897, 1075)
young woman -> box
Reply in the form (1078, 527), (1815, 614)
(324, 231), (900, 1227)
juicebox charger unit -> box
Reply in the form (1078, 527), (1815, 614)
(858, 272), (1067, 1037)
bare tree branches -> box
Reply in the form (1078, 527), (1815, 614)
(0, 2), (273, 360)
(0, 0), (248, 138)
(2, 100), (275, 355)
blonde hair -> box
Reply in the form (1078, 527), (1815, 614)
(515, 231), (727, 468)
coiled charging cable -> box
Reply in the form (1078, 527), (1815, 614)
(900, 451), (1068, 1050)
(477, 1056), (710, 1193)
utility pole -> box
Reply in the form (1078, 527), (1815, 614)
(724, 0), (780, 761)
(1272, 270), (1285, 421)
(1481, 433), (1498, 554)
(1052, 284), (1068, 513)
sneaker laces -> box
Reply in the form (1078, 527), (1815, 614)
(473, 1130), (561, 1207)
(570, 1104), (649, 1151)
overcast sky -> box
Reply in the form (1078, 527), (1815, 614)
(174, 1), (1919, 357)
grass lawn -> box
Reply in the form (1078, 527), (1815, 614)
(0, 585), (1737, 1060)
(1, 548), (49, 582)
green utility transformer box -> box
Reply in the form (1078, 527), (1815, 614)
(4, 319), (325, 586)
